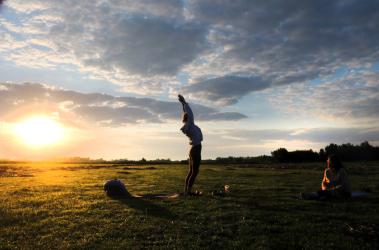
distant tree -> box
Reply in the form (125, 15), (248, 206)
(322, 141), (379, 161)
(271, 148), (289, 162)
(319, 148), (327, 161)
(324, 143), (338, 156)
(288, 150), (319, 162)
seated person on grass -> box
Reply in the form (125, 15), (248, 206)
(301, 154), (351, 200)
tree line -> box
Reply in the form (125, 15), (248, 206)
(271, 141), (379, 163)
(1, 141), (377, 164)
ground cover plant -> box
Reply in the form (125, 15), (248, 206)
(1, 162), (378, 249)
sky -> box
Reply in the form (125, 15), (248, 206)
(0, 0), (379, 160)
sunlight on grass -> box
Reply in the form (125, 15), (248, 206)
(1, 162), (378, 249)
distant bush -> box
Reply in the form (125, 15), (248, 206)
(271, 148), (319, 163)
(202, 155), (272, 165)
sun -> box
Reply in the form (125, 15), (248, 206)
(13, 116), (65, 147)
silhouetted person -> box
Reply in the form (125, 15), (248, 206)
(301, 154), (351, 200)
(319, 154), (351, 198)
(178, 94), (203, 195)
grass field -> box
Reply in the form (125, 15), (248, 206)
(1, 162), (379, 249)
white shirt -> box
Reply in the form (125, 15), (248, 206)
(180, 102), (203, 146)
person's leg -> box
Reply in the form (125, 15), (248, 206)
(188, 145), (201, 193)
(300, 190), (335, 200)
(184, 148), (194, 194)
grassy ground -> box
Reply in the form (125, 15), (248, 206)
(1, 162), (379, 249)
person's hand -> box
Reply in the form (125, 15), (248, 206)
(178, 94), (186, 103)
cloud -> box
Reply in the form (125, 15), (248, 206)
(181, 75), (271, 105)
(188, 0), (379, 66)
(213, 127), (379, 145)
(268, 71), (379, 122)
(1, 0), (379, 105)
(181, 0), (379, 104)
(84, 16), (207, 76)
(2, 0), (208, 93)
(0, 82), (246, 126)
(116, 0), (184, 20)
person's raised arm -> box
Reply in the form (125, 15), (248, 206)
(178, 94), (186, 112)
(178, 94), (194, 123)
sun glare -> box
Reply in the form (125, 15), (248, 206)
(13, 116), (65, 147)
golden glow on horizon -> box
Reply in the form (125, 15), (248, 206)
(13, 116), (65, 148)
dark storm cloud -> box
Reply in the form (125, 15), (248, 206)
(88, 16), (208, 76)
(117, 0), (184, 19)
(0, 83), (246, 126)
(185, 0), (379, 104)
(189, 0), (379, 64)
(181, 75), (271, 105)
(43, 1), (208, 78)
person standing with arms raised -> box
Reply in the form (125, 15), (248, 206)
(178, 94), (203, 196)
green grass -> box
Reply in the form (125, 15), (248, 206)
(1, 162), (379, 249)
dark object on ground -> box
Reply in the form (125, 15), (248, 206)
(116, 171), (131, 175)
(104, 179), (131, 197)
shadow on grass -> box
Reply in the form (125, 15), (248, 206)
(111, 195), (176, 220)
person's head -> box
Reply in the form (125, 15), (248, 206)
(182, 113), (188, 123)
(327, 154), (343, 171)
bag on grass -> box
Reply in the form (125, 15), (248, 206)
(104, 179), (131, 197)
